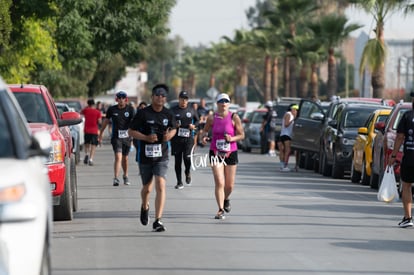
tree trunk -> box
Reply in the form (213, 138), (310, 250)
(310, 63), (319, 98)
(272, 57), (279, 100)
(327, 47), (336, 99)
(283, 53), (290, 97)
(371, 66), (385, 98)
(299, 63), (308, 98)
(289, 57), (297, 97)
(264, 55), (271, 102)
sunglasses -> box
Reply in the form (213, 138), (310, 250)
(117, 95), (126, 99)
(217, 99), (230, 104)
(153, 88), (167, 97)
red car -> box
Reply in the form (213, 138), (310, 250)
(9, 84), (82, 221)
(370, 101), (411, 190)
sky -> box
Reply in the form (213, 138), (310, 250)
(168, 0), (414, 47)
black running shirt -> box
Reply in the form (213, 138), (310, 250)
(105, 104), (135, 139)
(130, 106), (176, 164)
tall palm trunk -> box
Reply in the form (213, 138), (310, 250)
(372, 23), (385, 98)
(264, 55), (271, 102)
(289, 57), (297, 97)
(299, 63), (309, 98)
(310, 63), (319, 98)
(327, 47), (337, 99)
(272, 57), (279, 100)
(283, 53), (290, 97)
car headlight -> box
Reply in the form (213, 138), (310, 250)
(0, 183), (26, 203)
(342, 138), (355, 146)
(46, 140), (63, 164)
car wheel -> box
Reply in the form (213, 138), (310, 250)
(350, 160), (361, 183)
(321, 151), (331, 177)
(361, 156), (370, 185)
(70, 155), (78, 212)
(332, 153), (344, 179)
(53, 157), (73, 221)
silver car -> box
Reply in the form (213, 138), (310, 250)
(0, 78), (52, 275)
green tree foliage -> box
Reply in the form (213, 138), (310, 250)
(0, 0), (12, 51)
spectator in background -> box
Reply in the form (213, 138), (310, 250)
(138, 101), (147, 110)
(81, 99), (102, 166)
(261, 101), (277, 157)
(278, 103), (299, 172)
(196, 98), (209, 147)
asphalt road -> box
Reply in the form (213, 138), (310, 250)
(51, 143), (414, 275)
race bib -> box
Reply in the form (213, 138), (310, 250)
(145, 144), (162, 158)
(178, 128), (190, 137)
(216, 139), (230, 151)
(118, 129), (129, 138)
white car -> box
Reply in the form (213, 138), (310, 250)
(0, 78), (52, 275)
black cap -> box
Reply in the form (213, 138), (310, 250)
(179, 91), (189, 99)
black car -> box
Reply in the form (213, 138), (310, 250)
(319, 102), (383, 179)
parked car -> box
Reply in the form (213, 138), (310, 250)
(370, 102), (411, 190)
(242, 108), (267, 152)
(319, 102), (383, 179)
(9, 84), (82, 221)
(292, 97), (395, 173)
(56, 102), (82, 164)
(0, 79), (53, 275)
(350, 108), (392, 185)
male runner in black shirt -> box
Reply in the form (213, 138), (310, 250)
(128, 84), (176, 232)
(170, 91), (199, 189)
(98, 91), (135, 186)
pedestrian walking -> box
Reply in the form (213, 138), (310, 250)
(128, 84), (176, 232)
(196, 98), (210, 147)
(261, 100), (277, 157)
(98, 90), (135, 186)
(200, 93), (245, 220)
(389, 92), (414, 228)
(81, 99), (102, 166)
(278, 103), (299, 171)
(170, 91), (199, 189)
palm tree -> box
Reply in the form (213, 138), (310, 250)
(349, 0), (413, 98)
(222, 29), (255, 107)
(308, 14), (361, 99)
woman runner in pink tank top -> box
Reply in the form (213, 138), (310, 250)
(200, 93), (245, 220)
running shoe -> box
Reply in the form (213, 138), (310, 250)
(113, 178), (120, 186)
(123, 176), (130, 185)
(214, 209), (225, 220)
(398, 216), (413, 228)
(140, 205), (149, 226)
(88, 160), (93, 166)
(280, 167), (291, 172)
(223, 199), (231, 213)
(185, 174), (192, 185)
(84, 155), (89, 164)
(152, 219), (166, 232)
(175, 182), (184, 189)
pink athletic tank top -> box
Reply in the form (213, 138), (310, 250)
(210, 112), (237, 154)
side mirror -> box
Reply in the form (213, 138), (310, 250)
(358, 127), (368, 135)
(310, 112), (324, 121)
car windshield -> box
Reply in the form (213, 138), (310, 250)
(14, 92), (53, 124)
(0, 103), (14, 158)
(344, 109), (373, 128)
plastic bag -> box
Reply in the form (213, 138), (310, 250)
(377, 165), (399, 203)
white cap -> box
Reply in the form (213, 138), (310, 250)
(265, 101), (273, 107)
(216, 93), (230, 102)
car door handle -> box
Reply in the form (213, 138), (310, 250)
(295, 124), (302, 128)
